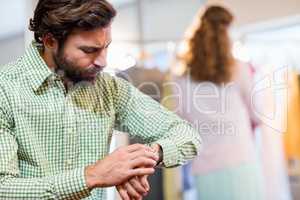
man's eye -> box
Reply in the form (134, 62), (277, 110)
(81, 48), (97, 54)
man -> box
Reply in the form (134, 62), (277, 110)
(0, 0), (201, 199)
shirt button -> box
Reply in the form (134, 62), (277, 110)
(68, 128), (75, 134)
(65, 160), (72, 166)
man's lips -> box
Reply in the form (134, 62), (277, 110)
(88, 67), (103, 75)
(87, 69), (104, 78)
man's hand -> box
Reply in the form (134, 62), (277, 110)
(117, 175), (149, 200)
(116, 144), (163, 200)
(84, 144), (159, 189)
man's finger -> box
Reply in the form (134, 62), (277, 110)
(129, 176), (148, 194)
(117, 185), (130, 200)
(129, 167), (155, 177)
(140, 175), (149, 192)
(126, 144), (153, 153)
(130, 157), (157, 168)
(129, 150), (159, 162)
(124, 182), (142, 199)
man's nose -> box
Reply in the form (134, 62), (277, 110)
(94, 53), (107, 68)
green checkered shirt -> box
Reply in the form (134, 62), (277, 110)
(0, 42), (201, 199)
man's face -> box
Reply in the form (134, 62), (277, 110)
(53, 26), (112, 83)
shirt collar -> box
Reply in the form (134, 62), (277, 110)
(23, 41), (54, 92)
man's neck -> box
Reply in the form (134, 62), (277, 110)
(40, 50), (72, 93)
(40, 49), (56, 72)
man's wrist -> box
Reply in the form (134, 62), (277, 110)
(84, 164), (101, 190)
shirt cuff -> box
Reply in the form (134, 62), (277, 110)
(54, 167), (91, 199)
(155, 138), (181, 168)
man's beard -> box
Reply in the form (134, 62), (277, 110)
(52, 51), (102, 84)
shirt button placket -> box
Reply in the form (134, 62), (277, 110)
(63, 95), (76, 170)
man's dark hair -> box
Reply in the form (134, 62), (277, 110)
(29, 0), (116, 46)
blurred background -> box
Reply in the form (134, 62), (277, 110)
(1, 0), (300, 199)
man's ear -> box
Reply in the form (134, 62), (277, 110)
(42, 33), (58, 50)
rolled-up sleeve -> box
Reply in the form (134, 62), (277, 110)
(113, 77), (201, 167)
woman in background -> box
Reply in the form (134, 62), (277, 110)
(169, 5), (265, 200)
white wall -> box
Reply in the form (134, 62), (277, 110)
(142, 0), (204, 42)
(0, 35), (25, 66)
(112, 0), (204, 43)
(0, 0), (27, 66)
(25, 0), (39, 46)
(113, 0), (300, 44)
(0, 0), (26, 39)
(112, 5), (139, 42)
(208, 0), (300, 26)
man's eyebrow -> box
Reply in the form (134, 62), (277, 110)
(79, 40), (112, 49)
(104, 40), (112, 48)
(79, 45), (100, 50)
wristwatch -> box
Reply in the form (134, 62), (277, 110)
(151, 144), (163, 167)
(157, 146), (163, 165)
